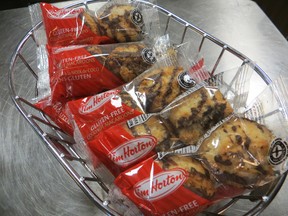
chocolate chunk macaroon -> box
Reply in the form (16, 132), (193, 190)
(80, 11), (101, 35)
(105, 43), (156, 82)
(163, 87), (234, 146)
(85, 42), (155, 83)
(96, 4), (144, 42)
(197, 117), (275, 188)
(133, 66), (186, 113)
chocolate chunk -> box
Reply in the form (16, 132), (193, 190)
(214, 155), (232, 166)
(235, 135), (243, 144)
(244, 137), (251, 149)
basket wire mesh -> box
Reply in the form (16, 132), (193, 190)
(8, 0), (287, 215)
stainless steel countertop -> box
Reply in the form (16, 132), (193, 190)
(1, 0), (288, 215)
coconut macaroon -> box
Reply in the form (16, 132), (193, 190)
(96, 4), (144, 42)
(86, 42), (155, 83)
(104, 43), (155, 82)
(81, 11), (101, 35)
(162, 87), (234, 145)
(134, 66), (186, 113)
(198, 117), (275, 188)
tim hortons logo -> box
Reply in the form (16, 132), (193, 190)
(47, 8), (83, 19)
(79, 90), (119, 114)
(134, 169), (188, 201)
(109, 136), (157, 167)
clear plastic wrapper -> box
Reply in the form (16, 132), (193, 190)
(95, 0), (161, 43)
(111, 76), (288, 216)
(83, 64), (253, 176)
(65, 64), (185, 180)
(29, 0), (160, 46)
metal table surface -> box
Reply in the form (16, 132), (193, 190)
(1, 0), (288, 215)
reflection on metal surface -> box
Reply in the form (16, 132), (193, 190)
(2, 0), (288, 215)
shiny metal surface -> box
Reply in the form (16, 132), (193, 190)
(1, 0), (288, 215)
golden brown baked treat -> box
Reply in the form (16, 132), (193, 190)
(134, 66), (186, 113)
(119, 90), (144, 113)
(85, 45), (102, 53)
(177, 123), (204, 145)
(198, 117), (275, 188)
(84, 45), (108, 78)
(97, 4), (143, 42)
(80, 11), (101, 35)
(105, 43), (155, 82)
(164, 87), (233, 145)
(158, 155), (216, 199)
(85, 43), (155, 83)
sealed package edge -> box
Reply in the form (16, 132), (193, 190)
(29, 0), (161, 46)
(110, 76), (288, 216)
(84, 64), (253, 176)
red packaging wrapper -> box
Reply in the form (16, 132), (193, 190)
(47, 45), (122, 102)
(117, 75), (288, 215)
(34, 98), (73, 135)
(64, 51), (212, 173)
(114, 155), (216, 216)
(34, 3), (113, 46)
(66, 88), (144, 142)
(88, 115), (172, 175)
(114, 115), (280, 215)
(36, 34), (177, 104)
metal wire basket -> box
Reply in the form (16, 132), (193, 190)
(8, 0), (287, 215)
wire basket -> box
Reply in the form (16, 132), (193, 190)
(8, 0), (287, 215)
